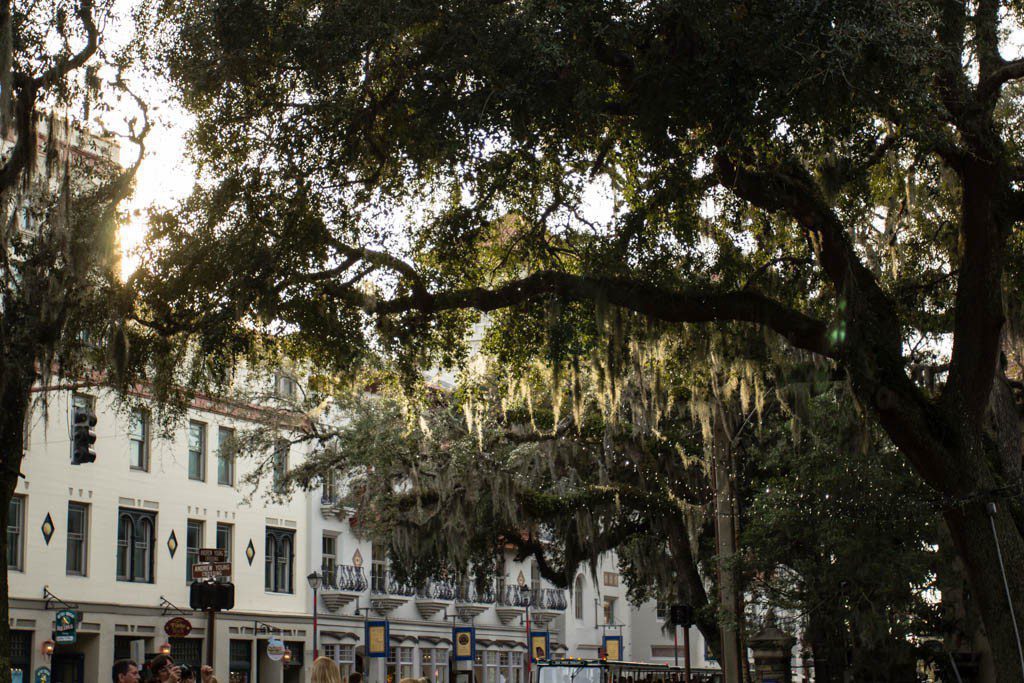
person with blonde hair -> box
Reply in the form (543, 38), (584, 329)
(312, 657), (343, 683)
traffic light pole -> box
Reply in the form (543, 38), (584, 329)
(683, 627), (691, 683)
(207, 608), (216, 667)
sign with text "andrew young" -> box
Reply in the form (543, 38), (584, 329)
(191, 562), (232, 580)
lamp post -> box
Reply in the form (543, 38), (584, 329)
(308, 571), (323, 660)
(523, 587), (532, 683)
(354, 599), (371, 683)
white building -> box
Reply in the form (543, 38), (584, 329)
(8, 382), (720, 683)
(9, 386), (316, 683)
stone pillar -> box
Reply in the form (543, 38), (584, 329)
(747, 626), (796, 683)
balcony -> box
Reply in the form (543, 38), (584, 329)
(495, 585), (528, 624)
(454, 583), (495, 621)
(321, 565), (367, 612)
(370, 571), (416, 615)
(529, 588), (568, 626)
(415, 579), (457, 619)
(320, 491), (338, 516)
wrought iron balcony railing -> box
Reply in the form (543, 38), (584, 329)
(417, 580), (458, 600)
(371, 571), (417, 597)
(532, 587), (568, 610)
(455, 583), (496, 604)
(497, 585), (530, 607)
(322, 565), (367, 592)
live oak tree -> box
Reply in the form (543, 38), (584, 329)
(146, 1), (1024, 678)
(273, 329), (734, 662)
(266, 323), (938, 682)
(0, 2), (153, 680)
(743, 390), (939, 682)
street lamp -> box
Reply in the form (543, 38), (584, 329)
(308, 571), (322, 659)
(522, 586), (532, 681)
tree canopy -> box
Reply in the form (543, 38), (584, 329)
(144, 1), (1024, 679)
(0, 3), (153, 681)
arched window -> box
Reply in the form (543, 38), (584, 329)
(117, 515), (133, 580)
(137, 518), (154, 582)
(265, 531), (276, 591)
(117, 508), (155, 583)
(279, 535), (293, 592)
(574, 575), (585, 620)
(266, 527), (295, 593)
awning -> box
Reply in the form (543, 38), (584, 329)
(420, 636), (453, 645)
(323, 631), (360, 642)
(391, 634), (419, 643)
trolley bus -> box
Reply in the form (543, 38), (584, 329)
(535, 659), (722, 683)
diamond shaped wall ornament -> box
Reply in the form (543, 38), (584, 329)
(167, 530), (178, 557)
(41, 513), (54, 545)
(517, 571), (526, 587)
(352, 548), (363, 567)
(246, 539), (256, 565)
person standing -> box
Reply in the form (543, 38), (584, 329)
(113, 660), (140, 683)
(313, 657), (343, 683)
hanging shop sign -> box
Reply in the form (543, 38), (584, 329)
(53, 610), (78, 645)
(164, 617), (193, 638)
(267, 637), (286, 662)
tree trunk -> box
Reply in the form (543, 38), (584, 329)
(712, 404), (743, 683)
(806, 607), (847, 683)
(0, 371), (33, 683)
(0, 448), (22, 683)
(944, 500), (1024, 683)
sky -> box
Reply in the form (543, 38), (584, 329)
(108, 0), (196, 278)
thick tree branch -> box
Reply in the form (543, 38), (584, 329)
(347, 270), (834, 357)
(711, 154), (962, 488)
(977, 58), (1024, 101)
(713, 155), (894, 315)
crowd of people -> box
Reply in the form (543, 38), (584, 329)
(111, 653), (384, 683)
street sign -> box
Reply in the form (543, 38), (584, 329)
(198, 548), (228, 562)
(191, 562), (232, 580)
(164, 617), (193, 637)
(53, 610), (77, 644)
(267, 637), (286, 661)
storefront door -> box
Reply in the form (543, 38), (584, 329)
(51, 653), (85, 683)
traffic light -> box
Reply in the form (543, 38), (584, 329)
(71, 405), (97, 465)
(190, 581), (235, 611)
(670, 604), (694, 628)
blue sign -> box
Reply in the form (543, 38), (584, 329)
(602, 635), (622, 661)
(34, 667), (51, 683)
(453, 627), (475, 661)
(530, 631), (550, 662)
(365, 620), (389, 658)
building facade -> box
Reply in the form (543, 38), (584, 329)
(7, 385), (718, 683)
(9, 387), (315, 683)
